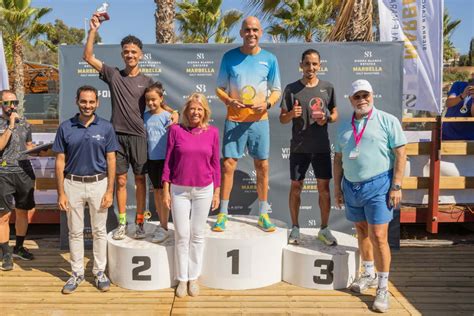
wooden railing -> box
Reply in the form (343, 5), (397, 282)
(401, 117), (474, 233)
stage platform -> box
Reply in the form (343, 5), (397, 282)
(1, 239), (473, 315)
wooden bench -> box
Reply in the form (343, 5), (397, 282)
(401, 117), (474, 233)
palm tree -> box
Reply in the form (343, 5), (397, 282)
(267, 0), (333, 42)
(176, 0), (242, 43)
(155, 0), (176, 43)
(326, 0), (373, 41)
(443, 10), (461, 64)
(0, 0), (51, 111)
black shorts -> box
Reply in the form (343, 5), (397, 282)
(116, 133), (148, 175)
(147, 159), (165, 189)
(0, 170), (36, 212)
(289, 152), (332, 181)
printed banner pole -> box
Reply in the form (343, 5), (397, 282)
(378, 0), (443, 114)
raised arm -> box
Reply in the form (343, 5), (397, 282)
(83, 14), (103, 72)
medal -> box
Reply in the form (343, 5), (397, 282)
(350, 109), (373, 160)
(460, 96), (471, 114)
(240, 85), (256, 106)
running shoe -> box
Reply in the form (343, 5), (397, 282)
(349, 272), (378, 293)
(288, 226), (300, 244)
(0, 252), (13, 271)
(188, 280), (200, 297)
(212, 213), (228, 232)
(134, 223), (146, 239)
(373, 287), (390, 313)
(94, 271), (111, 292)
(62, 273), (84, 294)
(176, 281), (187, 298)
(112, 223), (127, 240)
(318, 227), (338, 246)
(13, 246), (34, 260)
(152, 225), (169, 243)
(257, 214), (276, 232)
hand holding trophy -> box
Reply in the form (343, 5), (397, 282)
(240, 85), (256, 107)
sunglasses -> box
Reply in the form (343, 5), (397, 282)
(352, 93), (370, 100)
(1, 100), (19, 107)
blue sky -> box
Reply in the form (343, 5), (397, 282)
(31, 0), (473, 54)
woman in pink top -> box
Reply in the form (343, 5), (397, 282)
(162, 93), (220, 298)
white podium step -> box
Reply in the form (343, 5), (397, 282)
(283, 228), (359, 290)
(107, 222), (176, 290)
(200, 215), (288, 290)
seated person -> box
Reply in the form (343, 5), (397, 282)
(442, 72), (474, 140)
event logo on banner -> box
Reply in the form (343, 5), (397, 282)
(0, 32), (9, 90)
(378, 0), (443, 113)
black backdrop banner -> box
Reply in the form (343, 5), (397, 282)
(59, 42), (403, 237)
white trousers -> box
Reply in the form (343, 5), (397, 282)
(171, 183), (213, 281)
(65, 177), (108, 276)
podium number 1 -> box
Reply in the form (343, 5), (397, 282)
(227, 249), (239, 275)
(313, 259), (334, 285)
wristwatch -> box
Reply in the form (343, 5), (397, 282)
(266, 101), (272, 110)
(390, 183), (402, 191)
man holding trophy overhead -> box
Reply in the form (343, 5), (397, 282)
(83, 2), (178, 240)
(214, 16), (281, 232)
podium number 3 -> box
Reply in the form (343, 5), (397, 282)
(313, 259), (334, 285)
(132, 256), (151, 281)
(227, 249), (239, 275)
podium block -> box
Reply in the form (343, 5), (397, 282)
(283, 228), (359, 290)
(107, 222), (176, 290)
(200, 215), (288, 290)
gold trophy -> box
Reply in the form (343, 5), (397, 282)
(240, 85), (256, 107)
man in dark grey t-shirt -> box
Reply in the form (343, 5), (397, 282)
(0, 90), (36, 271)
(279, 49), (339, 246)
(83, 14), (178, 240)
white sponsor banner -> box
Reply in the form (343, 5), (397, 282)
(0, 32), (9, 90)
(378, 0), (443, 113)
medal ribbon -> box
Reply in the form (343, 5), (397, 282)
(351, 109), (373, 147)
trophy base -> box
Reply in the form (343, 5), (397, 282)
(97, 12), (110, 22)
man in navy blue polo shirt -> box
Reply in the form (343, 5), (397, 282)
(53, 85), (119, 294)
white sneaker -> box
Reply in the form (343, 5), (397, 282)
(152, 226), (170, 243)
(373, 287), (390, 313)
(112, 224), (127, 240)
(318, 227), (338, 246)
(133, 223), (146, 239)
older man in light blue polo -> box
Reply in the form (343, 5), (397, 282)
(333, 79), (407, 313)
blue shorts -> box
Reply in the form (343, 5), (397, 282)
(343, 170), (393, 225)
(223, 120), (269, 160)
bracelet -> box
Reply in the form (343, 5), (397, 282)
(7, 126), (14, 132)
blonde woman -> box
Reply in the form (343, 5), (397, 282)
(162, 93), (220, 297)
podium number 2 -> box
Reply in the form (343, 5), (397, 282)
(227, 249), (239, 275)
(313, 259), (334, 285)
(132, 256), (151, 281)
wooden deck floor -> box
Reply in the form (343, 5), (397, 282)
(1, 239), (473, 315)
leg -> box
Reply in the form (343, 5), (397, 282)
(254, 159), (269, 204)
(289, 180), (303, 226)
(86, 178), (109, 275)
(134, 174), (146, 219)
(0, 211), (11, 245)
(355, 221), (373, 262)
(116, 173), (128, 216)
(14, 208), (29, 237)
(155, 189), (169, 229)
(171, 184), (192, 282)
(368, 223), (391, 274)
(316, 179), (331, 227)
(221, 158), (238, 201)
(13, 170), (36, 257)
(188, 184), (213, 281)
(64, 179), (86, 276)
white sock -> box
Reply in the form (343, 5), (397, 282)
(362, 261), (375, 278)
(378, 272), (389, 289)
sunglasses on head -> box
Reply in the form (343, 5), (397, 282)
(352, 93), (370, 100)
(1, 100), (19, 107)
